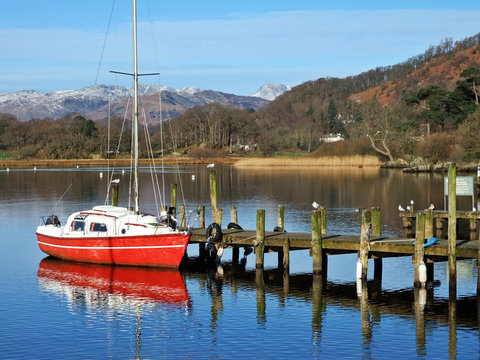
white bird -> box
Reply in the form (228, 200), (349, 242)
(111, 178), (120, 184)
(428, 204), (435, 210)
(410, 200), (414, 205)
(398, 204), (405, 211)
(312, 201), (320, 210)
(407, 206), (411, 211)
(206, 163), (214, 168)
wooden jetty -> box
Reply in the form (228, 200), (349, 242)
(174, 164), (480, 297)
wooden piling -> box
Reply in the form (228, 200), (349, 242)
(209, 170), (218, 221)
(111, 183), (119, 207)
(278, 205), (285, 230)
(371, 208), (382, 282)
(230, 206), (238, 224)
(197, 205), (205, 256)
(414, 212), (426, 287)
(371, 207), (381, 237)
(179, 205), (186, 227)
(320, 207), (327, 235)
(255, 209), (266, 269)
(448, 164), (457, 299)
(283, 238), (290, 270)
(198, 205), (205, 228)
(425, 209), (434, 239)
(435, 218), (444, 239)
(359, 209), (371, 281)
(216, 208), (223, 226)
(311, 210), (324, 275)
(171, 184), (177, 217)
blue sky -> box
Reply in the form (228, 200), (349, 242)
(1, 1), (480, 95)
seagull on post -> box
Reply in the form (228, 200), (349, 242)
(410, 200), (414, 205)
(111, 178), (120, 184)
(428, 204), (435, 210)
(206, 163), (215, 169)
(312, 202), (320, 210)
(398, 204), (405, 212)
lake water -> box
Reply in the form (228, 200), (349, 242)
(0, 164), (479, 359)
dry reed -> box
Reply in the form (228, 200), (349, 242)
(234, 155), (381, 168)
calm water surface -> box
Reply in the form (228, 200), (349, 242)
(0, 165), (479, 359)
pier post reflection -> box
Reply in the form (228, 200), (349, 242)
(255, 269), (266, 326)
(414, 287), (427, 357)
(312, 274), (324, 337)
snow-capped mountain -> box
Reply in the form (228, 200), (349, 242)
(250, 83), (291, 101)
(0, 84), (281, 121)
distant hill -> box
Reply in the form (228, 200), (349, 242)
(258, 33), (480, 137)
(0, 83), (288, 122)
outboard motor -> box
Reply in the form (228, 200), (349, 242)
(45, 215), (60, 227)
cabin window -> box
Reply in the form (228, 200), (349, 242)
(71, 221), (85, 232)
(90, 223), (107, 232)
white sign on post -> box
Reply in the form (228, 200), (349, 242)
(443, 176), (474, 209)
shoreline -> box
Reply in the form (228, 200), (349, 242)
(0, 156), (478, 172)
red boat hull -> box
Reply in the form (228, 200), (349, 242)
(36, 232), (190, 268)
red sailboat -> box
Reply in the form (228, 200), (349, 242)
(36, 0), (190, 268)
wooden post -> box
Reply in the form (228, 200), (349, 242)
(255, 210), (266, 269)
(414, 213), (426, 287)
(209, 170), (218, 222)
(277, 205), (285, 230)
(359, 210), (371, 281)
(232, 247), (239, 265)
(435, 218), (443, 239)
(425, 209), (434, 239)
(198, 205), (205, 228)
(283, 238), (290, 271)
(470, 218), (477, 240)
(448, 164), (457, 299)
(311, 210), (324, 275)
(111, 183), (119, 207)
(371, 207), (381, 237)
(216, 208), (223, 226)
(320, 207), (327, 235)
(371, 207), (382, 282)
(230, 205), (238, 224)
(179, 205), (186, 227)
(170, 183), (177, 217)
(198, 205), (205, 257)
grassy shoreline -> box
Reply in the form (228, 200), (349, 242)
(0, 155), (381, 169)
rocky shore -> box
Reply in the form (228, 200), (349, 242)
(382, 160), (480, 173)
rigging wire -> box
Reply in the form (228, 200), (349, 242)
(47, 182), (73, 215)
(95, 0), (116, 85)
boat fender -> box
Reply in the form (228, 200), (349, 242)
(424, 237), (437, 247)
(227, 222), (243, 230)
(206, 223), (222, 243)
(216, 244), (224, 258)
(273, 226), (286, 232)
(419, 261), (427, 285)
(356, 259), (363, 279)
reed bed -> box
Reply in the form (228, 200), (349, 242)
(234, 155), (381, 168)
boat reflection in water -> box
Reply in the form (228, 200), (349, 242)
(38, 257), (190, 310)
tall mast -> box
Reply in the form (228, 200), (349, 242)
(132, 0), (139, 214)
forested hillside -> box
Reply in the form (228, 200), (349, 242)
(0, 33), (479, 163)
